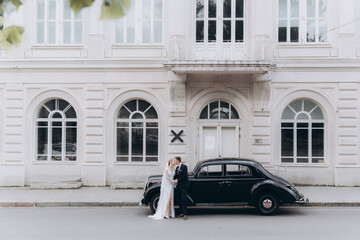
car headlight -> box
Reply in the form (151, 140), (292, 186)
(150, 180), (161, 186)
(143, 181), (148, 191)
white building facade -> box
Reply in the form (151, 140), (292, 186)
(1, 0), (360, 187)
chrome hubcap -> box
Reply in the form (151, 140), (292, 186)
(153, 197), (159, 210)
(263, 199), (273, 209)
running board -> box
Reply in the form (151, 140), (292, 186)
(195, 202), (248, 207)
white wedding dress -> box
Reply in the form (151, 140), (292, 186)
(148, 166), (175, 220)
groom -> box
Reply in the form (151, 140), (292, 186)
(174, 156), (189, 220)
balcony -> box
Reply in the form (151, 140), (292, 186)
(164, 60), (275, 75)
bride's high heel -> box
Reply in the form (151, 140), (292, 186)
(164, 216), (170, 219)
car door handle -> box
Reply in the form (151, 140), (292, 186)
(219, 181), (231, 186)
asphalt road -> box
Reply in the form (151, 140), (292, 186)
(0, 207), (359, 240)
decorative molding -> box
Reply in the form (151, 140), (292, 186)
(274, 59), (360, 71)
(0, 60), (166, 71)
(164, 61), (276, 74)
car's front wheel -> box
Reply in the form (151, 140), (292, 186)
(149, 193), (160, 214)
(256, 193), (279, 215)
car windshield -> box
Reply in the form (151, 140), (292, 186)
(192, 162), (203, 175)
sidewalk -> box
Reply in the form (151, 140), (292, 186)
(0, 187), (143, 207)
(296, 186), (360, 206)
(0, 186), (360, 207)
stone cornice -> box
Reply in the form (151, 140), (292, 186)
(0, 60), (166, 71)
(1, 59), (360, 72)
(164, 60), (276, 74)
(274, 59), (360, 71)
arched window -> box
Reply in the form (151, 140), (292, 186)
(199, 100), (239, 119)
(36, 99), (77, 161)
(281, 99), (324, 164)
(116, 99), (159, 162)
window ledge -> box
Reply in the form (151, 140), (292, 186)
(111, 44), (164, 49)
(335, 165), (360, 168)
(276, 43), (331, 48)
(32, 161), (78, 165)
(280, 163), (329, 168)
(31, 45), (84, 50)
(0, 162), (24, 166)
(195, 42), (244, 45)
(113, 162), (159, 166)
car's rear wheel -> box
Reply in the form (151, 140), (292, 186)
(149, 193), (160, 214)
(256, 193), (279, 215)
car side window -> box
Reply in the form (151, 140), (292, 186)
(198, 164), (223, 177)
(226, 164), (252, 177)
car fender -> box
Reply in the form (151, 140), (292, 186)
(143, 184), (161, 204)
(250, 180), (297, 205)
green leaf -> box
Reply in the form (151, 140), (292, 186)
(10, 0), (23, 10)
(0, 30), (13, 51)
(68, 0), (95, 14)
(100, 0), (132, 20)
(1, 0), (23, 14)
(0, 25), (24, 51)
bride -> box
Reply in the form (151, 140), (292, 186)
(149, 159), (176, 220)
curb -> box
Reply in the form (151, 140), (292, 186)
(0, 202), (140, 207)
(1, 202), (360, 208)
(294, 202), (360, 207)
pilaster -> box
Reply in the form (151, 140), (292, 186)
(338, 0), (356, 58)
(88, 0), (105, 59)
(252, 72), (272, 163)
(167, 71), (187, 161)
(168, 0), (185, 60)
(82, 83), (106, 186)
(3, 84), (24, 164)
(0, 84), (25, 186)
(336, 83), (359, 165)
(252, 0), (272, 61)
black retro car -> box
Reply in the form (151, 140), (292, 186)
(141, 158), (308, 215)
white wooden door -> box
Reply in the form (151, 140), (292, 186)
(202, 126), (218, 160)
(199, 123), (240, 160)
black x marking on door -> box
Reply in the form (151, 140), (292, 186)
(171, 130), (184, 143)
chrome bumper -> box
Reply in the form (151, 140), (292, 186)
(140, 198), (147, 206)
(295, 195), (309, 204)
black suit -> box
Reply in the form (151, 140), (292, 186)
(174, 163), (189, 215)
